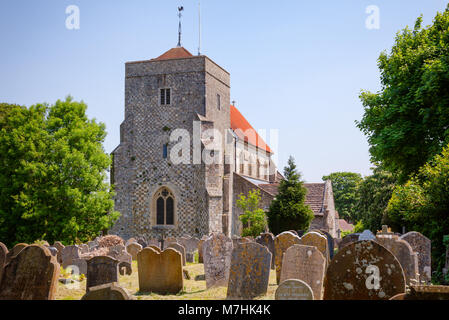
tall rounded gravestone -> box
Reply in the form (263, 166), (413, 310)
(323, 240), (406, 300)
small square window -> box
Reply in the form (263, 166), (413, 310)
(160, 88), (171, 105)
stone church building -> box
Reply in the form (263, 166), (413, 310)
(110, 46), (340, 240)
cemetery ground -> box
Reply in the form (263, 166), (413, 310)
(56, 261), (279, 300)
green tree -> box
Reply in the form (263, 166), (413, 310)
(357, 5), (449, 182)
(236, 189), (267, 237)
(354, 166), (396, 232)
(386, 144), (449, 282)
(322, 172), (362, 223)
(0, 97), (119, 247)
(267, 156), (314, 235)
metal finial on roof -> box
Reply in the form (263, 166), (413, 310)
(177, 6), (184, 47)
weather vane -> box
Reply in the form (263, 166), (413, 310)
(177, 6), (184, 47)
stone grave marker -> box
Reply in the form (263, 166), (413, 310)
(280, 244), (326, 300)
(275, 279), (314, 300)
(256, 233), (275, 270)
(390, 285), (449, 300)
(226, 242), (271, 300)
(5, 243), (27, 264)
(86, 256), (119, 291)
(274, 231), (301, 284)
(81, 283), (134, 300)
(149, 245), (161, 253)
(0, 242), (8, 282)
(338, 233), (361, 250)
(359, 230), (376, 241)
(301, 231), (329, 264)
(168, 242), (186, 266)
(323, 240), (406, 300)
(137, 247), (183, 294)
(400, 231), (431, 284)
(53, 241), (65, 264)
(203, 233), (233, 288)
(0, 245), (59, 300)
(126, 242), (143, 261)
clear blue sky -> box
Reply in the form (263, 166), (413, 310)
(1, 0), (448, 182)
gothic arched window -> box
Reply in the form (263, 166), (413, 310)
(153, 188), (175, 226)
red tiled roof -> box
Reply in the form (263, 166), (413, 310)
(258, 183), (326, 216)
(152, 47), (193, 61)
(338, 219), (354, 232)
(230, 105), (272, 153)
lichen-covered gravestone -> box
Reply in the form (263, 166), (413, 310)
(126, 242), (143, 261)
(301, 231), (329, 264)
(5, 243), (27, 265)
(338, 234), (360, 250)
(226, 243), (271, 300)
(203, 233), (233, 288)
(323, 240), (406, 300)
(137, 247), (183, 294)
(0, 245), (59, 300)
(400, 231), (431, 284)
(280, 244), (326, 300)
(274, 231), (301, 284)
(86, 256), (120, 291)
(375, 237), (419, 285)
(275, 279), (314, 300)
(0, 242), (8, 282)
(61, 245), (87, 275)
(168, 243), (186, 266)
(256, 233), (275, 270)
(81, 283), (134, 300)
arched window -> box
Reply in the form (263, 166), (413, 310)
(256, 159), (261, 178)
(153, 188), (175, 226)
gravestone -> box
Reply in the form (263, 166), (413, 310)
(86, 256), (119, 291)
(5, 243), (27, 264)
(178, 236), (200, 255)
(126, 242), (143, 261)
(87, 240), (99, 251)
(359, 230), (376, 241)
(198, 236), (208, 263)
(108, 245), (132, 266)
(375, 237), (419, 285)
(137, 238), (148, 248)
(137, 247), (183, 294)
(167, 243), (186, 266)
(274, 231), (301, 284)
(256, 233), (275, 270)
(61, 245), (88, 275)
(323, 240), (406, 300)
(390, 285), (449, 300)
(125, 238), (137, 247)
(81, 283), (134, 300)
(53, 242), (65, 264)
(149, 245), (161, 253)
(0, 245), (59, 300)
(339, 234), (360, 250)
(226, 243), (271, 300)
(79, 244), (89, 254)
(280, 244), (326, 300)
(301, 231), (329, 264)
(319, 230), (335, 260)
(0, 242), (8, 282)
(203, 233), (233, 288)
(400, 231), (431, 284)
(275, 279), (314, 300)
(47, 247), (58, 258)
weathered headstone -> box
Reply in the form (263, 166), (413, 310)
(390, 285), (449, 300)
(274, 231), (301, 284)
(275, 279), (314, 300)
(125, 238), (137, 247)
(53, 241), (65, 264)
(375, 237), (419, 285)
(198, 236), (208, 263)
(319, 230), (335, 260)
(137, 238), (148, 249)
(280, 244), (326, 300)
(178, 236), (200, 255)
(301, 231), (329, 264)
(79, 244), (89, 254)
(0, 245), (59, 300)
(226, 243), (271, 300)
(400, 231), (431, 284)
(5, 243), (27, 264)
(0, 242), (8, 282)
(87, 240), (99, 251)
(61, 245), (88, 275)
(126, 242), (143, 261)
(203, 233), (233, 288)
(339, 233), (360, 250)
(137, 247), (183, 294)
(86, 256), (119, 291)
(149, 245), (161, 253)
(256, 233), (275, 270)
(108, 245), (132, 266)
(81, 283), (134, 300)
(323, 240), (406, 300)
(168, 243), (186, 266)
(47, 247), (58, 258)
(359, 230), (376, 241)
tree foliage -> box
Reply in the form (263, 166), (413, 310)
(386, 144), (449, 281)
(267, 156), (314, 235)
(0, 97), (119, 247)
(357, 6), (449, 182)
(322, 172), (362, 223)
(236, 189), (267, 237)
(354, 166), (396, 232)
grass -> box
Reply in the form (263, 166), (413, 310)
(55, 261), (278, 300)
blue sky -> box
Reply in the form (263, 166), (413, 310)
(1, 0), (448, 182)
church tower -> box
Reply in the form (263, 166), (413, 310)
(110, 46), (232, 240)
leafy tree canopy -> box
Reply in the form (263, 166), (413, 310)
(0, 97), (119, 247)
(236, 189), (268, 237)
(267, 156), (314, 235)
(357, 5), (449, 182)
